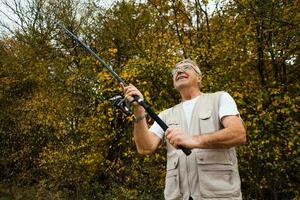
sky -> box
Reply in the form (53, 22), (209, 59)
(0, 0), (218, 36)
(0, 0), (120, 35)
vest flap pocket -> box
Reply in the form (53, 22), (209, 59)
(167, 121), (180, 128)
(196, 151), (241, 198)
(196, 151), (233, 165)
(198, 110), (215, 134)
(164, 154), (182, 200)
(198, 110), (212, 119)
(167, 155), (179, 170)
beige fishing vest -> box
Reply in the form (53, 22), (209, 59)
(160, 92), (242, 200)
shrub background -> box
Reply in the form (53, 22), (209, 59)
(0, 0), (299, 199)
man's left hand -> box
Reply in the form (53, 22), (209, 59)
(165, 127), (199, 149)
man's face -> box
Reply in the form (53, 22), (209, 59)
(172, 64), (202, 91)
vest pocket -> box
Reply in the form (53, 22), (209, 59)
(164, 155), (182, 200)
(198, 111), (215, 134)
(196, 151), (240, 198)
(167, 121), (180, 128)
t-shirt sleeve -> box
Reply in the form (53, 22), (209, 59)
(219, 92), (240, 120)
(148, 112), (165, 139)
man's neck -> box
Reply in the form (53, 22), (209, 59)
(179, 87), (201, 102)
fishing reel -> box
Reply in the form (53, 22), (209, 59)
(109, 94), (131, 115)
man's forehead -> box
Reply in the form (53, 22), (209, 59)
(176, 63), (195, 68)
(175, 60), (201, 75)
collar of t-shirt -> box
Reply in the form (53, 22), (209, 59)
(182, 95), (201, 128)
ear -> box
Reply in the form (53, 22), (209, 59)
(197, 75), (203, 83)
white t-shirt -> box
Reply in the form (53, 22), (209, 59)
(149, 92), (239, 139)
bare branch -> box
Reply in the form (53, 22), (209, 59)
(0, 9), (22, 27)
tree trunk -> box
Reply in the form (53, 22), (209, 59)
(256, 22), (266, 85)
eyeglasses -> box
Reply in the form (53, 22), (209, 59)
(171, 65), (194, 76)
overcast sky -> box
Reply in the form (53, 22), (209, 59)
(0, 0), (118, 35)
(0, 0), (217, 36)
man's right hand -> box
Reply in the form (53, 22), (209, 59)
(120, 83), (145, 113)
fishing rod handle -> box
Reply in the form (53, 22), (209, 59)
(135, 97), (192, 156)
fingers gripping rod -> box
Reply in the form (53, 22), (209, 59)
(55, 21), (191, 156)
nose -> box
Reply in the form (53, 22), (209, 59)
(175, 68), (186, 75)
(173, 70), (183, 78)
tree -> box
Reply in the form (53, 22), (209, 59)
(0, 0), (299, 199)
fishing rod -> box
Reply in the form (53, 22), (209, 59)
(53, 19), (191, 156)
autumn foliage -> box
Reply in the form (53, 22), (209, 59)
(0, 0), (299, 199)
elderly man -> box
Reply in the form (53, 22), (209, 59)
(122, 59), (246, 200)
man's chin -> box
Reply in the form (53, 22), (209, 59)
(175, 83), (190, 91)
